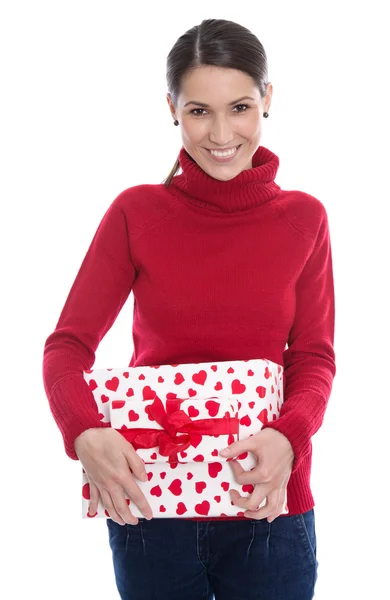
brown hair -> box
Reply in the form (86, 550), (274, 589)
(163, 18), (270, 186)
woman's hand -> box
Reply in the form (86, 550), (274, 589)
(219, 428), (294, 522)
(75, 427), (154, 525)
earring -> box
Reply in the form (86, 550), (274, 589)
(263, 112), (269, 118)
(173, 119), (179, 126)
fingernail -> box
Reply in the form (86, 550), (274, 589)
(220, 449), (229, 456)
(140, 472), (148, 481)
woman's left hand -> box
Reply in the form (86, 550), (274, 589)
(219, 428), (294, 522)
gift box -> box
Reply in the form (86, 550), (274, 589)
(81, 358), (288, 519)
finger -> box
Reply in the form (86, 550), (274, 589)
(103, 477), (143, 525)
(109, 484), (142, 525)
(266, 487), (288, 523)
(88, 478), (100, 517)
(262, 474), (289, 522)
(244, 488), (282, 521)
(228, 459), (246, 479)
(122, 474), (153, 520)
(123, 445), (149, 483)
(230, 482), (270, 512)
(230, 488), (263, 511)
(219, 436), (255, 458)
(229, 459), (271, 486)
(123, 447), (153, 519)
(99, 486), (134, 525)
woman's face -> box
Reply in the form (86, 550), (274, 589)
(167, 65), (272, 181)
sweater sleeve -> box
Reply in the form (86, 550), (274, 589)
(42, 199), (136, 460)
(262, 207), (336, 473)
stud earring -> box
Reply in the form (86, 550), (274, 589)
(173, 119), (179, 126)
(263, 112), (269, 118)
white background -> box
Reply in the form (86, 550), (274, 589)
(1, 1), (389, 598)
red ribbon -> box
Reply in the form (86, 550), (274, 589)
(116, 395), (238, 463)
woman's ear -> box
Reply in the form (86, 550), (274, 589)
(264, 82), (273, 113)
(166, 93), (176, 119)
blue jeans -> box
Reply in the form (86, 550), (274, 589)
(106, 508), (318, 599)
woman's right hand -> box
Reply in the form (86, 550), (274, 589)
(74, 427), (153, 525)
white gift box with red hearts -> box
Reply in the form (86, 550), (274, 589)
(81, 358), (288, 519)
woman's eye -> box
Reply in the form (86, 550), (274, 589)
(234, 104), (249, 112)
(191, 108), (207, 116)
(190, 104), (249, 117)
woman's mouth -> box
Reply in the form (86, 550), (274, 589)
(205, 144), (242, 162)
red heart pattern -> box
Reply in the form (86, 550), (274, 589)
(208, 463), (223, 478)
(82, 483), (90, 500)
(81, 357), (285, 518)
(106, 377), (119, 392)
(256, 385), (266, 398)
(242, 484), (254, 493)
(192, 370), (207, 385)
(142, 386), (155, 400)
(237, 452), (248, 460)
(128, 410), (139, 422)
(195, 481), (207, 493)
(174, 373), (185, 385)
(205, 400), (220, 417)
(188, 405), (199, 417)
(193, 454), (205, 462)
(168, 479), (182, 496)
(231, 379), (246, 394)
(151, 485), (162, 497)
(176, 502), (187, 515)
(195, 501), (210, 516)
(257, 408), (269, 424)
(88, 379), (98, 391)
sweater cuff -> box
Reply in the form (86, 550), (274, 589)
(47, 375), (111, 460)
(261, 391), (327, 473)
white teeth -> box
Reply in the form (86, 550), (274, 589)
(210, 146), (239, 157)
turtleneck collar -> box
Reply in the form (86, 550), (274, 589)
(169, 144), (281, 213)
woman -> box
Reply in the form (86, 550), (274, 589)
(42, 18), (336, 600)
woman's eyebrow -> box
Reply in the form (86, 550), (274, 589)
(184, 96), (255, 108)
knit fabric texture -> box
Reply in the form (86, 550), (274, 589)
(42, 144), (336, 521)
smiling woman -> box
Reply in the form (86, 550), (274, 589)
(164, 21), (272, 186)
(42, 16), (335, 600)
(166, 65), (272, 180)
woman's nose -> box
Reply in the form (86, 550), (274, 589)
(209, 116), (234, 146)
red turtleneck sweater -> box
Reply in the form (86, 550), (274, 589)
(42, 145), (336, 520)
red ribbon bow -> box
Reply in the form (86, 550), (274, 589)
(116, 395), (238, 463)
